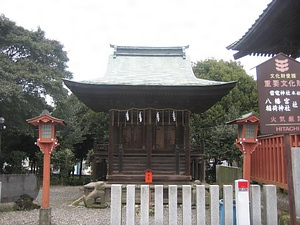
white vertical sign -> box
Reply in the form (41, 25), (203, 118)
(235, 179), (250, 225)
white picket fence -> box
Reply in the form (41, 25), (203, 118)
(110, 184), (278, 225)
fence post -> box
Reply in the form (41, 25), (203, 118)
(235, 179), (250, 225)
(169, 185), (177, 224)
(155, 185), (163, 225)
(292, 147), (300, 218)
(111, 184), (122, 225)
(223, 185), (234, 225)
(250, 185), (261, 225)
(196, 185), (206, 225)
(210, 185), (219, 225)
(263, 185), (277, 225)
(182, 185), (192, 224)
(140, 185), (149, 225)
(126, 185), (135, 225)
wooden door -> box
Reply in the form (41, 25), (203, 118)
(155, 125), (176, 150)
(122, 125), (143, 149)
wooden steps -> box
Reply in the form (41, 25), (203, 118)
(111, 154), (185, 174)
(109, 148), (189, 184)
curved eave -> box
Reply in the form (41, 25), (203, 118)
(64, 80), (236, 114)
(227, 0), (278, 51)
(227, 0), (300, 59)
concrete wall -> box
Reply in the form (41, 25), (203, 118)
(216, 165), (242, 183)
(0, 174), (39, 203)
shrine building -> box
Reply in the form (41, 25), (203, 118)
(64, 45), (236, 184)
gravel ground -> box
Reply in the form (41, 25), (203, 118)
(0, 186), (208, 225)
(0, 185), (289, 225)
(0, 186), (113, 225)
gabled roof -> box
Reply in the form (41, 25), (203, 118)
(27, 109), (66, 126)
(227, 112), (259, 125)
(64, 45), (236, 113)
(227, 0), (300, 60)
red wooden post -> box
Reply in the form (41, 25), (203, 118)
(236, 142), (259, 181)
(243, 148), (251, 181)
(42, 145), (51, 208)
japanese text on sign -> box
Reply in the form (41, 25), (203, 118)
(238, 180), (249, 192)
(257, 54), (300, 134)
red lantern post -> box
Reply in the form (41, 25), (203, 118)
(27, 110), (65, 224)
(227, 113), (260, 181)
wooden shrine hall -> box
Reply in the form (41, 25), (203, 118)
(64, 45), (236, 184)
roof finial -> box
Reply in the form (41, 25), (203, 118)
(182, 46), (186, 59)
(113, 45), (117, 58)
(40, 109), (51, 116)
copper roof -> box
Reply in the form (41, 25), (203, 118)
(80, 45), (230, 87)
(64, 45), (236, 113)
(227, 0), (300, 60)
(226, 112), (259, 125)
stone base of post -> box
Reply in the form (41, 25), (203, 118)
(39, 207), (51, 225)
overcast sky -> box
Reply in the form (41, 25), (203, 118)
(1, 0), (273, 81)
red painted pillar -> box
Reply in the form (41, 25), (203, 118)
(243, 149), (251, 181)
(42, 145), (51, 208)
(236, 142), (259, 181)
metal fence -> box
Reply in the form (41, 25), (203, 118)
(110, 184), (278, 225)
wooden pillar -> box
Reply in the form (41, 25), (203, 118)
(146, 109), (152, 169)
(191, 158), (195, 179)
(184, 111), (190, 176)
(175, 144), (180, 175)
(243, 150), (251, 181)
(164, 126), (168, 149)
(108, 111), (114, 175)
(92, 140), (99, 181)
(118, 144), (123, 174)
(200, 155), (205, 182)
(42, 146), (51, 208)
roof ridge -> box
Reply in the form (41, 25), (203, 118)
(109, 44), (189, 50)
(110, 45), (189, 58)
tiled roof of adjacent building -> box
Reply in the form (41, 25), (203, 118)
(227, 0), (300, 59)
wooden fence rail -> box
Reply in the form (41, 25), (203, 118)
(110, 184), (277, 225)
(251, 133), (300, 190)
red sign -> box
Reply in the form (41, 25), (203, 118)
(256, 53), (300, 134)
(145, 169), (152, 183)
(238, 181), (249, 192)
(238, 181), (248, 189)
